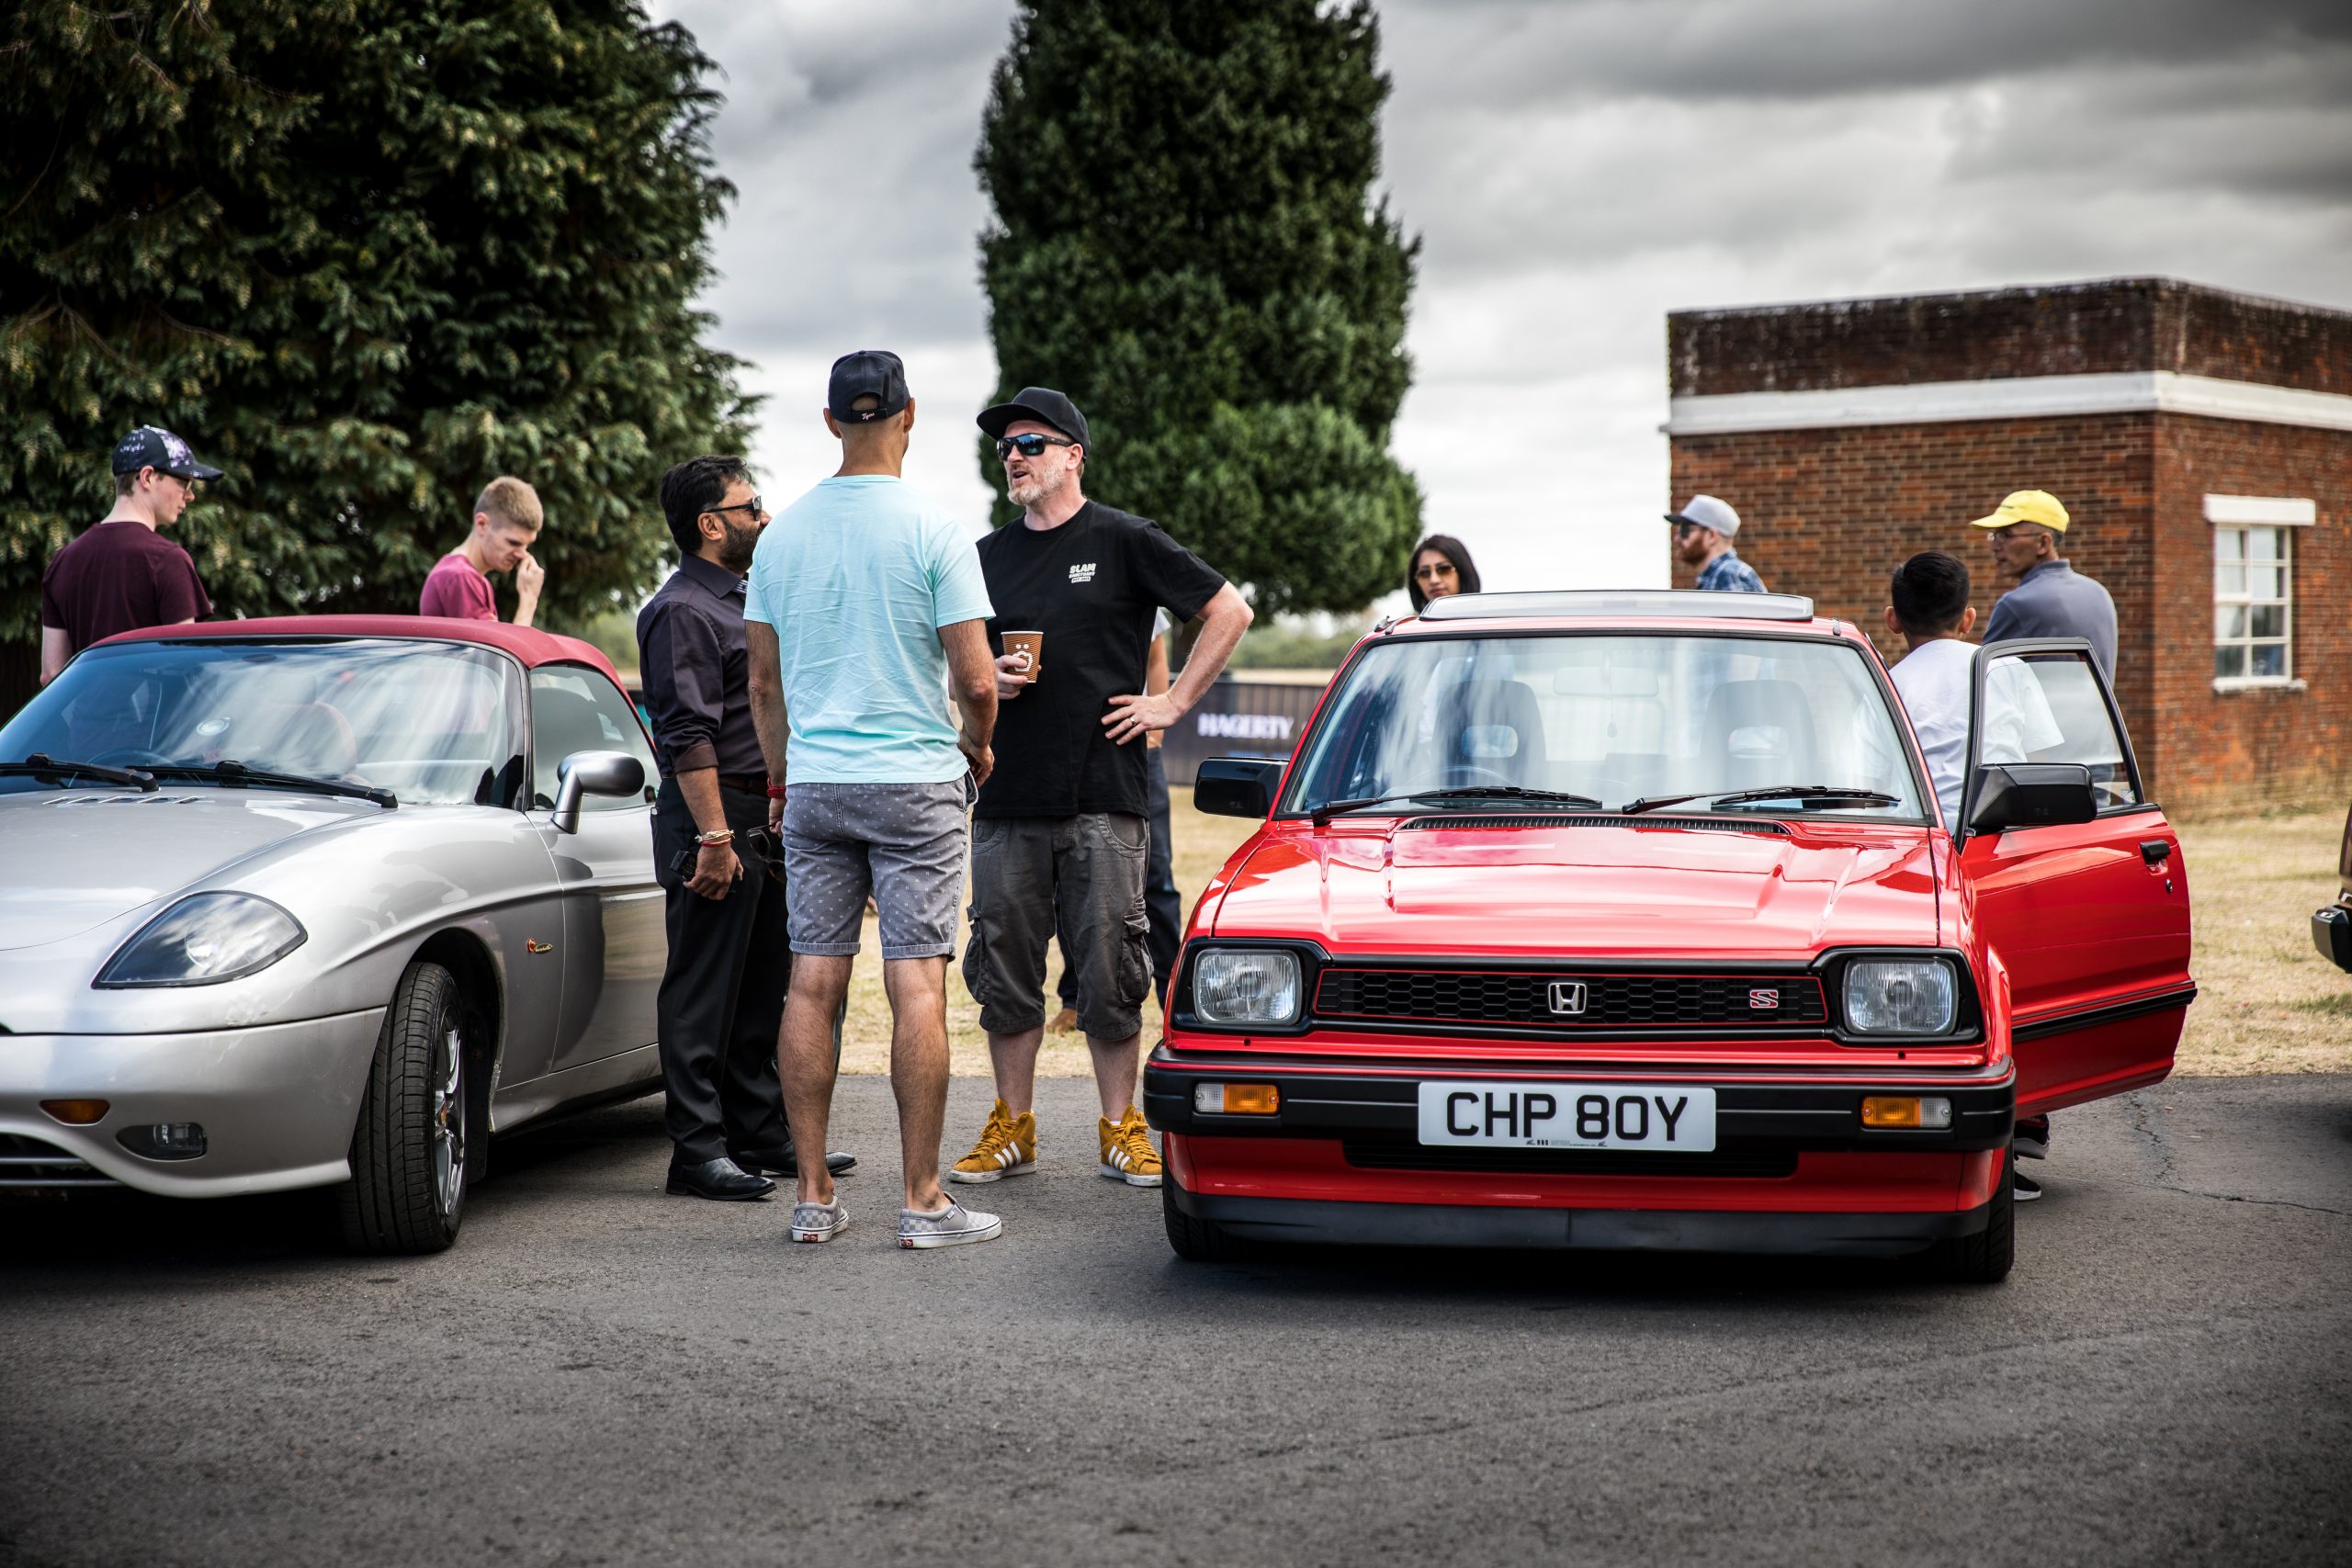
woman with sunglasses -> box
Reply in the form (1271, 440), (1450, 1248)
(1406, 534), (1481, 612)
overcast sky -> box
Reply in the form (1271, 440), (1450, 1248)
(651, 0), (2352, 604)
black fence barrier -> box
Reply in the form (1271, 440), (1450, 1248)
(1159, 676), (1329, 788)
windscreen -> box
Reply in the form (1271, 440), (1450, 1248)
(0, 639), (520, 806)
(1280, 632), (1926, 819)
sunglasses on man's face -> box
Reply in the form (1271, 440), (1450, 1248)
(995, 433), (1078, 460)
(706, 496), (763, 520)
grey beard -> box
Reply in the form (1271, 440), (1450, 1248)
(1009, 468), (1065, 510)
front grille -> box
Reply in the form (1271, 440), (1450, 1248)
(1341, 1140), (1798, 1179)
(1402, 815), (1789, 835)
(0, 1133), (118, 1189)
(1315, 969), (1828, 1029)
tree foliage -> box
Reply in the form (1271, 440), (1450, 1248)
(975, 0), (1421, 617)
(0, 0), (753, 649)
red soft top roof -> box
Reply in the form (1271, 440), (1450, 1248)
(92, 615), (627, 687)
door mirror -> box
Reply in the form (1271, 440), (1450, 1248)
(551, 750), (647, 834)
(1966, 763), (2098, 835)
(1195, 757), (1285, 819)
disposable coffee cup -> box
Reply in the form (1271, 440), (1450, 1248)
(1002, 630), (1043, 682)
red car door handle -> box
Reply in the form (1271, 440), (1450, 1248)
(2139, 839), (2172, 866)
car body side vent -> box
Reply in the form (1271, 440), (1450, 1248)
(1401, 814), (1791, 835)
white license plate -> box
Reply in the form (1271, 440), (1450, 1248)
(1416, 1082), (1717, 1152)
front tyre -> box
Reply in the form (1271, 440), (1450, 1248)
(1922, 1149), (2015, 1284)
(338, 962), (469, 1255)
(1162, 1165), (1246, 1262)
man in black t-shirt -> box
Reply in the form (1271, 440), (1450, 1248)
(951, 388), (1254, 1193)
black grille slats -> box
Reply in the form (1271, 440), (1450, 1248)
(1316, 969), (1827, 1029)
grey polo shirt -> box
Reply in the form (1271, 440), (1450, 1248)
(1984, 559), (2116, 677)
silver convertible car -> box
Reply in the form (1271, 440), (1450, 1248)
(0, 616), (665, 1252)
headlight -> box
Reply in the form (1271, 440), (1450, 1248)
(1842, 957), (1958, 1034)
(96, 893), (307, 988)
(1191, 949), (1303, 1026)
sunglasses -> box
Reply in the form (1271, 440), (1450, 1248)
(994, 433), (1079, 460)
(739, 825), (786, 884)
(705, 496), (763, 521)
(1413, 562), (1458, 580)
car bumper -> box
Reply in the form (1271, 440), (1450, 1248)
(0, 1010), (385, 1198)
(1146, 1047), (2012, 1258)
(2313, 905), (2352, 973)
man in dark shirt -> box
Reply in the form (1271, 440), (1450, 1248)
(950, 388), (1253, 1193)
(1973, 489), (2118, 677)
(40, 426), (220, 683)
(638, 455), (851, 1201)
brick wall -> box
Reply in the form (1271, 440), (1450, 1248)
(2149, 415), (2351, 808)
(1668, 412), (2160, 774)
(1670, 278), (2352, 399)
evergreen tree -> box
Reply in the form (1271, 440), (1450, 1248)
(975, 0), (1421, 617)
(0, 0), (752, 696)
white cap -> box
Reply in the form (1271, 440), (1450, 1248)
(1667, 494), (1740, 536)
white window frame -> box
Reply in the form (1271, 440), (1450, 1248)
(2205, 495), (2312, 692)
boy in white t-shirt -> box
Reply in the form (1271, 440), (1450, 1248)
(1883, 551), (1979, 832)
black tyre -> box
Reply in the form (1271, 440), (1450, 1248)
(1922, 1149), (2015, 1284)
(338, 962), (469, 1255)
(1162, 1167), (1245, 1262)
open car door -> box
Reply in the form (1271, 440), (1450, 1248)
(1958, 639), (2195, 1115)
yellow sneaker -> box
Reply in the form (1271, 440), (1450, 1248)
(949, 1098), (1036, 1184)
(1098, 1104), (1163, 1188)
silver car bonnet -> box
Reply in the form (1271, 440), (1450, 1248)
(0, 788), (375, 951)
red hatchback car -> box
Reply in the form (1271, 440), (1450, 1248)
(1145, 591), (2195, 1281)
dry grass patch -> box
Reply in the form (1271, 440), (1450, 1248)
(2174, 807), (2350, 1075)
(835, 792), (2351, 1078)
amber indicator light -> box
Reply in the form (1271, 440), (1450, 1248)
(1224, 1084), (1280, 1114)
(1860, 1096), (1924, 1129)
(40, 1099), (110, 1125)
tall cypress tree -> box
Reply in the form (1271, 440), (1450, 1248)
(976, 0), (1421, 617)
(0, 1), (752, 704)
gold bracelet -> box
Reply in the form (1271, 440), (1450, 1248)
(695, 828), (736, 846)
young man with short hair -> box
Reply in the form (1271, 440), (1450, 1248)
(745, 350), (1003, 1250)
(1668, 493), (1766, 593)
(39, 426), (220, 683)
(951, 387), (1254, 1194)
(420, 476), (547, 625)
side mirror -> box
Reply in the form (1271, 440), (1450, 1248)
(1966, 762), (2097, 836)
(1195, 757), (1285, 819)
(551, 750), (647, 834)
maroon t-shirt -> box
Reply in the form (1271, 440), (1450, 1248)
(40, 520), (212, 652)
(418, 550), (496, 620)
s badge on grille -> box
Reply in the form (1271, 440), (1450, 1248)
(1749, 987), (1780, 1010)
(1547, 980), (1588, 1016)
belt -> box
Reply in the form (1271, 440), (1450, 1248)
(717, 773), (768, 795)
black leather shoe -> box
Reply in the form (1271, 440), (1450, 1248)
(730, 1145), (858, 1178)
(665, 1156), (776, 1201)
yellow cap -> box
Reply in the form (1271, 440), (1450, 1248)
(1970, 490), (2069, 532)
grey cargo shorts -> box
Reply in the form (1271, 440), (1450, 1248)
(962, 812), (1151, 1041)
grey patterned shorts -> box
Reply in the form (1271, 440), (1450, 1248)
(782, 780), (971, 961)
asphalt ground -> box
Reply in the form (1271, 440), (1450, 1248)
(2, 1074), (2346, 1568)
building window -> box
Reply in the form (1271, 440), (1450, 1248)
(2206, 494), (2314, 689)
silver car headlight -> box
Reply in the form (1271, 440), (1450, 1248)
(1191, 949), (1303, 1026)
(1842, 957), (1958, 1034)
(96, 893), (308, 988)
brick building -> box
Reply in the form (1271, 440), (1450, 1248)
(1665, 277), (2351, 813)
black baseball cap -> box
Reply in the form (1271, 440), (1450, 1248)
(828, 350), (910, 423)
(977, 387), (1091, 450)
(111, 425), (224, 480)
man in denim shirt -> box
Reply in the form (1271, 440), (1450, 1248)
(1668, 493), (1767, 592)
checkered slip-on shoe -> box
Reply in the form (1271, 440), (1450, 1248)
(790, 1198), (850, 1243)
(897, 1199), (1003, 1249)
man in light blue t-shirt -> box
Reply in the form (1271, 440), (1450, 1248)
(744, 349), (1003, 1251)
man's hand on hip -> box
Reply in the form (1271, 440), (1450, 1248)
(688, 841), (742, 900)
(961, 736), (995, 788)
(1103, 690), (1182, 745)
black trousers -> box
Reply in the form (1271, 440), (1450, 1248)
(1058, 748), (1183, 1012)
(652, 778), (791, 1164)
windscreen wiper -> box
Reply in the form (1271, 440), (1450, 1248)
(138, 760), (398, 809)
(1312, 784), (1603, 828)
(2, 754), (159, 791)
(1621, 784), (1901, 816)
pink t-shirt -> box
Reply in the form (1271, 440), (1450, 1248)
(419, 550), (495, 620)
